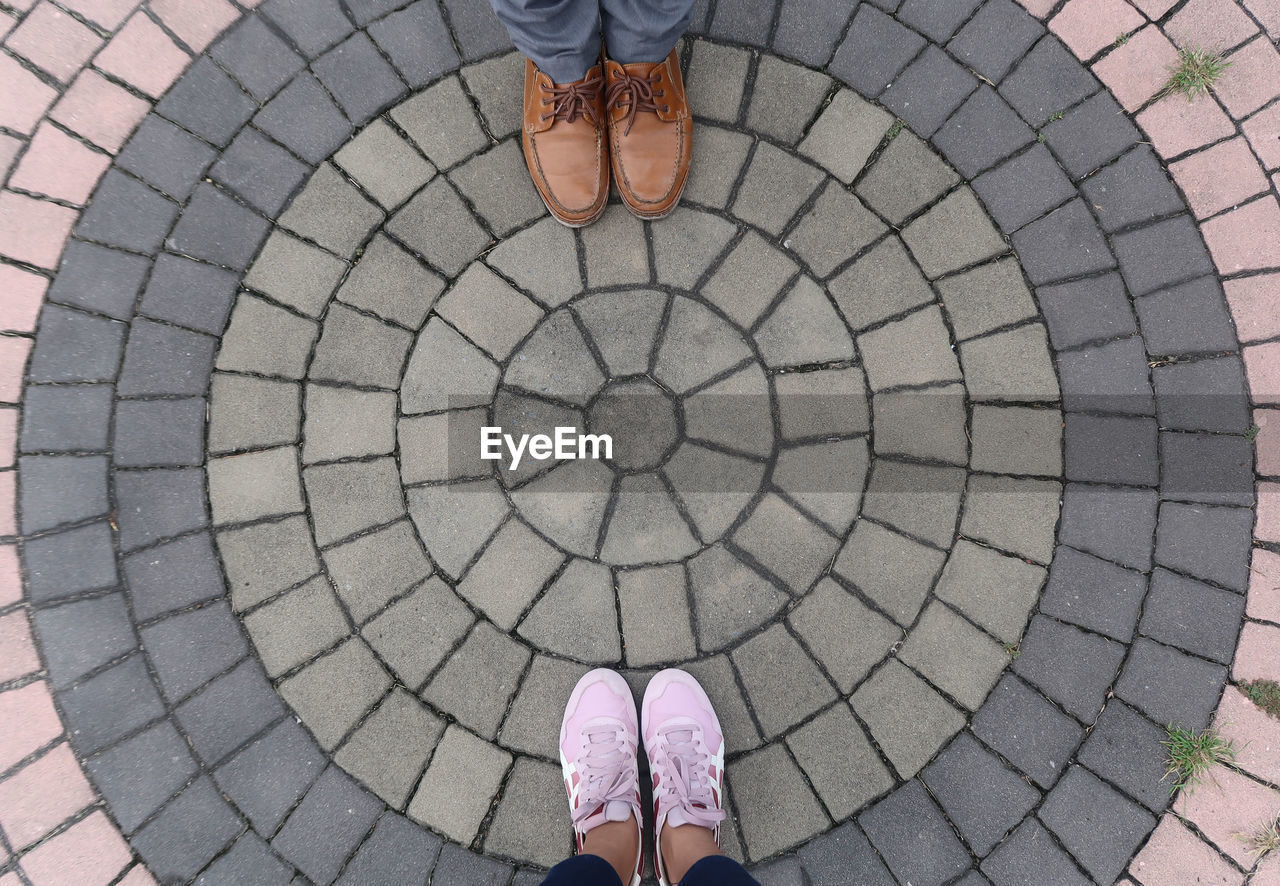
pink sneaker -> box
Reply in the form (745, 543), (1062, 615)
(559, 668), (643, 885)
(641, 669), (727, 886)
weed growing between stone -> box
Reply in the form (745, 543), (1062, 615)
(1242, 679), (1280, 720)
(1162, 47), (1231, 101)
(1162, 725), (1235, 793)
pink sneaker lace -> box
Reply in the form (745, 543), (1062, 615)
(653, 722), (726, 830)
(573, 718), (637, 831)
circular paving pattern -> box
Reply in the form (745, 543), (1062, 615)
(15, 0), (1259, 882)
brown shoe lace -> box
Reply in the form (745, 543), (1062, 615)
(540, 73), (605, 126)
(606, 68), (670, 136)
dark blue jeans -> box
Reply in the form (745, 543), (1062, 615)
(539, 853), (761, 886)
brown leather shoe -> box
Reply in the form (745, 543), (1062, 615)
(603, 49), (692, 220)
(522, 59), (609, 228)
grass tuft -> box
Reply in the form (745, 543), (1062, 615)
(1239, 818), (1280, 859)
(1161, 47), (1231, 101)
(1242, 679), (1280, 720)
(1161, 725), (1234, 793)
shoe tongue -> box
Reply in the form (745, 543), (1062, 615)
(603, 800), (632, 823)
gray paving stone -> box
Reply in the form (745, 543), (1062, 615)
(651, 206), (738, 289)
(1059, 485), (1155, 571)
(313, 305), (415, 390)
(436, 263), (545, 360)
(732, 624), (837, 737)
(113, 469), (207, 552)
(324, 520), (434, 623)
(209, 13), (305, 102)
(687, 543), (787, 651)
(123, 532), (226, 622)
(858, 131), (962, 226)
(440, 0), (511, 59)
(58, 654), (163, 755)
(970, 404), (1063, 476)
(858, 305), (961, 391)
(423, 622), (531, 738)
(48, 240), (148, 321)
(677, 654), (761, 754)
(580, 203), (650, 288)
(213, 719), (324, 836)
(313, 31), (407, 126)
(1056, 336), (1155, 415)
(260, 0), (351, 55)
(243, 577), (349, 677)
(112, 397), (206, 468)
(1064, 413), (1158, 486)
(303, 386), (397, 463)
(1039, 547), (1145, 642)
(1135, 275), (1238, 355)
(947, 0), (1043, 82)
(971, 674), (1084, 788)
(685, 40), (750, 124)
(498, 655), (590, 759)
(1080, 145), (1184, 233)
(1140, 568), (1243, 664)
(881, 46), (977, 138)
(1014, 615), (1125, 721)
(175, 658), (285, 765)
(216, 293), (319, 380)
(980, 819), (1092, 886)
(573, 289), (666, 376)
(960, 323), (1059, 402)
(935, 539), (1044, 643)
(456, 517), (563, 629)
(1164, 432), (1253, 507)
(1041, 765), (1156, 883)
(786, 704), (892, 820)
(709, 0), (770, 43)
(1076, 699), (1172, 811)
(732, 141), (826, 236)
(756, 276), (855, 368)
(519, 559), (621, 662)
(772, 0), (857, 66)
(1115, 636), (1226, 731)
(1011, 198), (1116, 286)
(771, 439), (868, 534)
(785, 185), (885, 279)
(617, 564), (697, 667)
(861, 779), (971, 886)
(1000, 35), (1099, 127)
(957, 476), (1058, 563)
(430, 844), (512, 886)
(195, 831), (294, 886)
(450, 139), (547, 237)
(76, 169), (179, 255)
(733, 493), (840, 592)
(899, 0), (984, 40)
(681, 363), (774, 458)
(902, 187), (1007, 278)
(1153, 356), (1250, 433)
(402, 316), (500, 413)
(218, 516), (320, 611)
(901, 601), (1008, 709)
(208, 373), (300, 454)
(751, 855), (806, 886)
(1037, 271), (1137, 349)
(156, 57), (257, 147)
(399, 407), (488, 485)
(210, 125), (311, 219)
(853, 659), (966, 778)
(653, 297), (751, 394)
(207, 446), (306, 526)
(272, 765), (384, 886)
(408, 478), (510, 578)
(142, 600), (248, 702)
(937, 258), (1036, 341)
(333, 119), (435, 212)
(391, 75), (488, 170)
(486, 217), (581, 308)
(484, 758), (573, 868)
(972, 143), (1076, 233)
(600, 474), (700, 564)
(27, 304), (125, 384)
(335, 688), (445, 809)
(1112, 214), (1213, 297)
(728, 744), (831, 862)
(368, 0), (459, 89)
(835, 520), (945, 627)
(408, 725), (511, 844)
(18, 454), (108, 533)
(334, 813), (442, 886)
(508, 457), (612, 556)
(922, 732), (1040, 856)
(244, 231), (347, 319)
(1155, 501), (1252, 591)
(1041, 88), (1140, 180)
(19, 385), (108, 453)
(830, 5), (926, 97)
(278, 165), (381, 262)
(138, 253), (239, 336)
(701, 231), (797, 328)
(361, 576), (472, 690)
(798, 89), (892, 184)
(34, 592), (135, 690)
(932, 86), (1037, 179)
(828, 237), (934, 333)
(165, 182), (271, 271)
(303, 457), (404, 546)
(132, 777), (242, 883)
(797, 822), (894, 886)
(684, 124), (753, 208)
(331, 242), (442, 337)
(789, 578), (900, 693)
(460, 51), (523, 139)
(388, 177), (491, 277)
(279, 639), (391, 750)
(746, 56), (833, 144)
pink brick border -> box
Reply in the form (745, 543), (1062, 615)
(0, 2), (253, 882)
(1037, 0), (1280, 878)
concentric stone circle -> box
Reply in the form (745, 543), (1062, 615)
(200, 54), (1066, 867)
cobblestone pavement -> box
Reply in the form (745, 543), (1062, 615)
(1, 0), (1279, 883)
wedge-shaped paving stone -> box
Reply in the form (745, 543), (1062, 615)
(499, 655), (591, 759)
(363, 577), (473, 689)
(334, 118), (435, 210)
(828, 236), (935, 332)
(651, 207), (737, 289)
(402, 317), (501, 414)
(685, 41), (751, 125)
(387, 177), (490, 277)
(335, 689), (444, 809)
(902, 188), (1007, 278)
(582, 203), (650, 288)
(436, 263), (544, 360)
(688, 544), (787, 651)
(209, 127), (309, 218)
(859, 305), (961, 392)
(665, 442), (766, 541)
(408, 725), (511, 844)
(1065, 413), (1158, 487)
(857, 132), (960, 226)
(872, 383), (969, 465)
(521, 559), (621, 663)
(212, 719), (323, 837)
(116, 320), (215, 399)
(489, 390), (585, 486)
(971, 143), (1076, 234)
(485, 758), (573, 868)
(311, 304), (414, 389)
(654, 297), (753, 394)
(682, 363), (774, 458)
(337, 234), (445, 329)
(969, 405), (1063, 476)
(505, 309), (606, 406)
(1115, 636), (1226, 731)
(399, 408), (491, 485)
(775, 365), (868, 441)
(1039, 547), (1146, 642)
(732, 142), (826, 236)
(278, 639), (391, 750)
(755, 276), (855, 369)
(277, 163), (382, 260)
(936, 258), (1037, 341)
(860, 779), (971, 886)
(835, 521), (945, 627)
(935, 540), (1044, 643)
(853, 660), (966, 779)
(931, 86), (1036, 180)
(922, 732), (1040, 857)
(324, 520), (433, 622)
(451, 140), (547, 237)
(218, 516), (320, 612)
(461, 51), (523, 138)
(684, 124), (753, 208)
(509, 459), (613, 559)
(1140, 568), (1243, 664)
(302, 386), (396, 463)
(207, 446), (305, 525)
(1077, 699), (1171, 812)
(1041, 766), (1156, 883)
(901, 602), (1009, 710)
(208, 374), (301, 454)
(960, 476), (1060, 564)
(486, 217), (582, 307)
(601, 474), (700, 565)
(798, 821), (895, 886)
(787, 704), (892, 821)
(216, 294), (318, 380)
(617, 564), (697, 666)
(304, 458), (404, 546)
(972, 674), (1084, 790)
(1014, 615), (1125, 722)
(422, 622), (531, 739)
(702, 230), (798, 329)
(243, 577), (349, 677)
(733, 493), (839, 592)
(880, 45), (977, 139)
(789, 578), (900, 693)
(729, 744), (831, 862)
(960, 324), (1059, 402)
(1056, 337), (1154, 415)
(980, 818), (1092, 885)
(132, 777), (243, 883)
(746, 55), (833, 143)
(733, 624), (838, 737)
(798, 89), (891, 184)
(860, 459), (964, 548)
(391, 75), (488, 169)
(574, 289), (666, 376)
(1155, 501), (1252, 592)
(772, 439), (869, 535)
(457, 518), (564, 630)
(1012, 199), (1116, 286)
(244, 230), (347, 318)
(786, 185), (885, 279)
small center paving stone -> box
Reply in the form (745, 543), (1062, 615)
(587, 377), (681, 471)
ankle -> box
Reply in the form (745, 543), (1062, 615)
(582, 816), (639, 885)
(659, 823), (721, 884)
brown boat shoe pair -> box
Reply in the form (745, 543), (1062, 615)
(521, 48), (692, 227)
